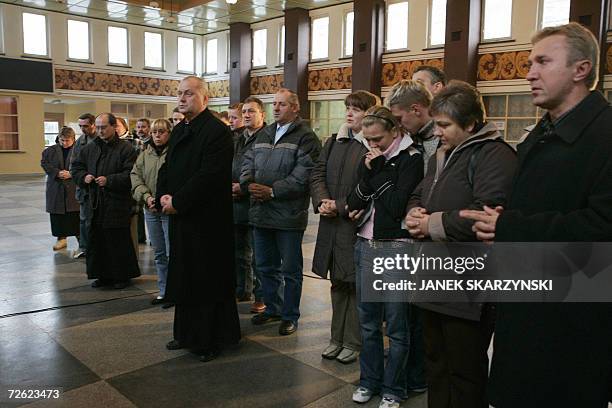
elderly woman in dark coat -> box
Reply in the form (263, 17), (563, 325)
(41, 127), (80, 251)
(310, 91), (379, 364)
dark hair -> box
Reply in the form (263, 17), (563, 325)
(243, 96), (265, 112)
(97, 113), (117, 127)
(361, 106), (401, 133)
(345, 90), (380, 111)
(78, 113), (95, 124)
(56, 126), (75, 143)
(172, 107), (180, 113)
(414, 65), (447, 86)
(430, 80), (485, 130)
(137, 118), (150, 126)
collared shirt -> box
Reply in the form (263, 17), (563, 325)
(274, 122), (292, 144)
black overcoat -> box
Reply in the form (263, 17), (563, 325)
(156, 108), (235, 305)
(41, 144), (79, 214)
(488, 91), (612, 408)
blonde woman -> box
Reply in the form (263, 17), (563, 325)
(131, 118), (172, 305)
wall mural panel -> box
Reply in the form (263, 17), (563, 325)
(250, 74), (285, 95)
(381, 58), (444, 87)
(607, 43), (612, 75)
(206, 80), (230, 98)
(55, 69), (180, 96)
(308, 67), (352, 91)
(477, 51), (531, 81)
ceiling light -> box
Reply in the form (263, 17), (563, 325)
(226, 0), (237, 4)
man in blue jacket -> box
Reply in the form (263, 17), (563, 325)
(241, 88), (321, 335)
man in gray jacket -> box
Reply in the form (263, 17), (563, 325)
(70, 113), (97, 259)
(241, 88), (321, 335)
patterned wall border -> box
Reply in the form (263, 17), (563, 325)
(478, 51), (531, 81)
(55, 69), (180, 96)
(250, 74), (285, 95)
(206, 80), (230, 98)
(381, 59), (444, 87)
(606, 43), (612, 75)
(308, 67), (352, 91)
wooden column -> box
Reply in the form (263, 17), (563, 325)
(351, 0), (385, 94)
(443, 0), (481, 85)
(229, 22), (252, 104)
(283, 8), (311, 120)
(570, 0), (608, 88)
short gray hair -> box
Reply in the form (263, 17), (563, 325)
(531, 22), (600, 90)
(386, 80), (432, 110)
(276, 88), (300, 111)
(181, 75), (209, 97)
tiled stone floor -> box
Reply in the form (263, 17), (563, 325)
(0, 175), (427, 408)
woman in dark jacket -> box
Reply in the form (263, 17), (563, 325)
(311, 91), (379, 364)
(405, 81), (517, 408)
(41, 127), (80, 251)
(347, 106), (424, 408)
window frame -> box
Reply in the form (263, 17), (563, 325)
(537, 0), (570, 30)
(0, 95), (20, 152)
(278, 23), (285, 66)
(427, 0), (446, 48)
(177, 36), (195, 74)
(343, 10), (354, 58)
(107, 25), (131, 67)
(310, 15), (330, 61)
(22, 11), (49, 58)
(481, 0), (514, 42)
(143, 31), (164, 70)
(205, 37), (218, 75)
(252, 28), (268, 68)
(66, 19), (91, 62)
(0, 6), (5, 55)
(385, 1), (409, 52)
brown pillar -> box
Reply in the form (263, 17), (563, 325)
(443, 0), (481, 85)
(351, 0), (385, 94)
(229, 22), (252, 104)
(283, 8), (310, 120)
(570, 0), (608, 89)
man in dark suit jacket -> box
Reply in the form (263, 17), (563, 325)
(462, 23), (612, 408)
(157, 76), (240, 362)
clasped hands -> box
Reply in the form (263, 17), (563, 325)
(318, 199), (338, 217)
(248, 183), (273, 202)
(58, 170), (72, 180)
(364, 148), (383, 170)
(84, 174), (107, 187)
(159, 194), (177, 214)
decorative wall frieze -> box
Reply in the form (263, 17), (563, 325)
(381, 58), (444, 87)
(477, 51), (531, 81)
(55, 69), (180, 97)
(606, 43), (612, 75)
(206, 80), (230, 98)
(308, 67), (352, 91)
(250, 74), (285, 95)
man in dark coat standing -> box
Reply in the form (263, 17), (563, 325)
(462, 23), (612, 408)
(71, 113), (140, 289)
(157, 76), (240, 362)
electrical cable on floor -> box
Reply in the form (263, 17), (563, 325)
(1, 273), (329, 319)
(0, 290), (156, 319)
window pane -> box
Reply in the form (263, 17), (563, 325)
(23, 13), (47, 55)
(311, 16), (329, 60)
(386, 2), (408, 50)
(253, 29), (267, 67)
(108, 26), (128, 64)
(345, 12), (354, 56)
(67, 20), (89, 60)
(430, 0), (446, 46)
(483, 0), (512, 40)
(280, 25), (285, 64)
(144, 32), (163, 68)
(541, 0), (570, 28)
(44, 121), (59, 134)
(206, 38), (218, 73)
(177, 36), (194, 72)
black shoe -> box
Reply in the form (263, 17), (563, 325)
(251, 313), (281, 325)
(91, 279), (111, 288)
(113, 281), (129, 289)
(151, 297), (165, 305)
(198, 348), (220, 362)
(279, 320), (297, 336)
(166, 340), (183, 350)
(161, 302), (174, 309)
